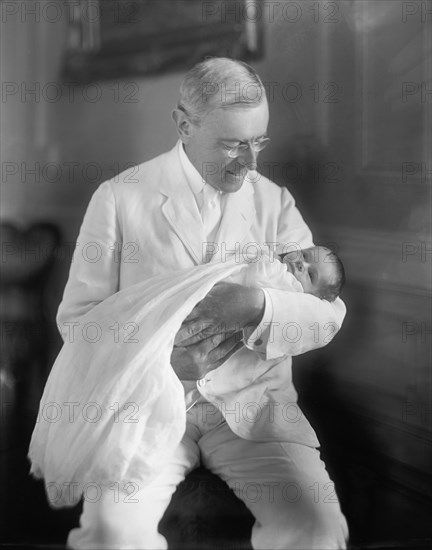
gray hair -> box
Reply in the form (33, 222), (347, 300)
(177, 57), (267, 124)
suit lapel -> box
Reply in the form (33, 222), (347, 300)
(160, 145), (205, 265)
(159, 145), (257, 265)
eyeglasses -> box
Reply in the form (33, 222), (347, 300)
(223, 138), (271, 158)
(176, 103), (271, 158)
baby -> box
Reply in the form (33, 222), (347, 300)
(279, 245), (345, 301)
(238, 245), (345, 302)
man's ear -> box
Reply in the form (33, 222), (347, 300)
(172, 109), (193, 143)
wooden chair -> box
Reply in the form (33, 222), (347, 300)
(160, 466), (254, 549)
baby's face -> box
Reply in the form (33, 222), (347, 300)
(281, 246), (337, 298)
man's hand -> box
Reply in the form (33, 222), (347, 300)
(170, 282), (265, 380)
(171, 331), (244, 380)
(175, 282), (265, 345)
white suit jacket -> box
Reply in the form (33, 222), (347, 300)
(57, 144), (346, 447)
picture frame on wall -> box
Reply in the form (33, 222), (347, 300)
(63, 0), (264, 82)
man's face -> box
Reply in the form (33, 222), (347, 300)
(282, 247), (337, 298)
(184, 101), (269, 193)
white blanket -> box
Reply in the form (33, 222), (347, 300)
(28, 258), (301, 508)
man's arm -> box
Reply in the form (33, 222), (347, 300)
(173, 283), (345, 363)
(56, 181), (121, 340)
(244, 290), (346, 359)
(171, 282), (265, 379)
(175, 185), (346, 361)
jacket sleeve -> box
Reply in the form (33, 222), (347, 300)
(245, 186), (347, 358)
(56, 180), (122, 340)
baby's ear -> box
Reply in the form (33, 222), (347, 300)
(321, 292), (337, 302)
(317, 289), (330, 301)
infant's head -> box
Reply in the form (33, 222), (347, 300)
(280, 246), (345, 302)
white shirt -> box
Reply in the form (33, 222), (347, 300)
(178, 140), (224, 249)
(176, 141), (273, 409)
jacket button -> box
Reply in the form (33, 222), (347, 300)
(254, 339), (263, 346)
(198, 379), (207, 387)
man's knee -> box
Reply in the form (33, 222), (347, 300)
(300, 493), (348, 548)
(305, 500), (349, 549)
(252, 493), (348, 549)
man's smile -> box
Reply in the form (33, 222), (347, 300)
(225, 165), (248, 179)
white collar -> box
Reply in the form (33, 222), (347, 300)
(177, 140), (205, 195)
(177, 140), (221, 202)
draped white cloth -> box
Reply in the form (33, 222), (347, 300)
(28, 257), (302, 508)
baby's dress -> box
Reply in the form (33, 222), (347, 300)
(28, 257), (302, 508)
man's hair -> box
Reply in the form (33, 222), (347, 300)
(318, 247), (346, 302)
(177, 57), (267, 125)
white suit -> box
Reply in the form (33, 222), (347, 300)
(56, 142), (348, 549)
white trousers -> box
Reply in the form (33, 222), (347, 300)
(67, 403), (348, 550)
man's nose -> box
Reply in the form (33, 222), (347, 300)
(239, 145), (258, 170)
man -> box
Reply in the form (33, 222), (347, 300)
(58, 58), (348, 549)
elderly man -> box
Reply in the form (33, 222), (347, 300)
(58, 58), (348, 549)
